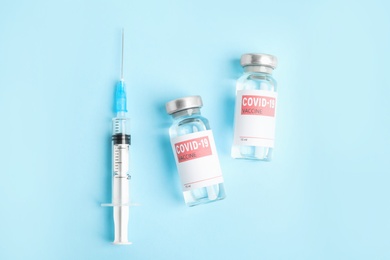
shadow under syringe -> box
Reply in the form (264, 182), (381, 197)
(101, 131), (114, 242)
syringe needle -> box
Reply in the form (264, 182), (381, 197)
(121, 28), (124, 81)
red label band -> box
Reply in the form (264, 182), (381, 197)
(175, 136), (212, 163)
(241, 95), (276, 117)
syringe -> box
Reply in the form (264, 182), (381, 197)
(102, 29), (132, 245)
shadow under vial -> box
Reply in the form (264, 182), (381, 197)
(218, 58), (242, 155)
(156, 101), (184, 204)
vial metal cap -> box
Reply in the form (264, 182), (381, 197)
(165, 95), (203, 115)
(240, 53), (278, 69)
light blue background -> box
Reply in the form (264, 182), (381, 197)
(0, 0), (389, 259)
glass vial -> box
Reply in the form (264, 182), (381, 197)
(231, 53), (278, 161)
(166, 96), (226, 206)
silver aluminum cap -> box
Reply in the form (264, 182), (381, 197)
(240, 53), (278, 69)
(165, 95), (203, 115)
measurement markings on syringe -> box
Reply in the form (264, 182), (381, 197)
(114, 146), (129, 172)
(174, 136), (212, 163)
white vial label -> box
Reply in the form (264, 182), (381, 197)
(233, 90), (277, 147)
(170, 130), (223, 191)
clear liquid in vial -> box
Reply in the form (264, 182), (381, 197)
(170, 113), (225, 206)
(231, 73), (276, 161)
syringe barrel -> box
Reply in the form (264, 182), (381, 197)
(111, 116), (131, 245)
(112, 117), (130, 135)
